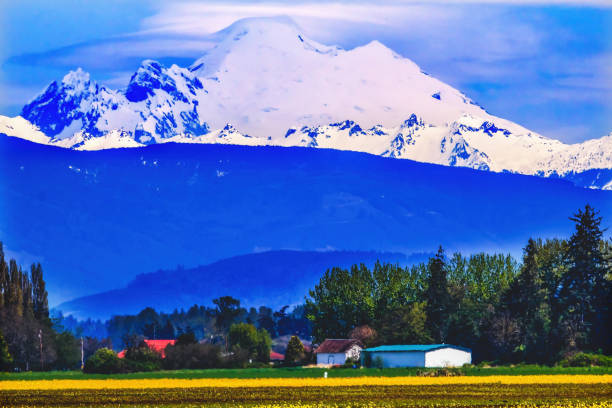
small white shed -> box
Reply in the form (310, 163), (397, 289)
(363, 344), (471, 368)
(314, 339), (364, 366)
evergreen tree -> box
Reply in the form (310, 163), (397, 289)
(284, 335), (305, 363)
(425, 247), (451, 343)
(502, 238), (548, 362)
(7, 260), (23, 318)
(213, 296), (242, 335)
(558, 205), (608, 351)
(31, 263), (49, 322)
(256, 306), (276, 337)
(159, 320), (175, 339)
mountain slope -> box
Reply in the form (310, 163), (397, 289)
(186, 16), (493, 135)
(1, 135), (611, 304)
(58, 250), (419, 319)
(16, 16), (494, 142)
(3, 112), (611, 189)
(2, 16), (610, 185)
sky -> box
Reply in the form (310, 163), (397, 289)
(0, 0), (610, 143)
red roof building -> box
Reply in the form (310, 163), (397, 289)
(144, 339), (176, 358)
(270, 351), (285, 361)
(117, 339), (176, 359)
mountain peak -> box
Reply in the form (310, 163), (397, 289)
(62, 68), (91, 87)
(11, 17), (612, 186)
(220, 15), (301, 33)
(189, 16), (338, 77)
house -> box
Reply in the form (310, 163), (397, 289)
(117, 339), (176, 359)
(270, 351), (285, 361)
(314, 339), (363, 366)
(362, 344), (471, 368)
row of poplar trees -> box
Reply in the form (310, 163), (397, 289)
(0, 243), (81, 371)
(306, 205), (611, 363)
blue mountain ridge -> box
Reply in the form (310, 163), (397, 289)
(57, 250), (421, 320)
(1, 135), (610, 306)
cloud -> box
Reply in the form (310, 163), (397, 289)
(6, 35), (218, 71)
(139, 2), (456, 35)
(401, 0), (611, 4)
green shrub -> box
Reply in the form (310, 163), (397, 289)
(284, 336), (306, 364)
(83, 348), (123, 374)
(559, 352), (612, 367)
(228, 323), (271, 363)
(123, 344), (162, 372)
(340, 357), (359, 368)
(175, 332), (198, 346)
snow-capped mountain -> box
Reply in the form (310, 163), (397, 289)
(19, 60), (209, 144)
(1, 16), (611, 186)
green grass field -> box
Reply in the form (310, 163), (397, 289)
(1, 365), (611, 381)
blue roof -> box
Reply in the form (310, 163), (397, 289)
(363, 344), (471, 353)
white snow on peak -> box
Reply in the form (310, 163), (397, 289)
(185, 16), (491, 137)
(3, 16), (611, 188)
(0, 115), (51, 145)
(62, 68), (90, 86)
(3, 112), (612, 187)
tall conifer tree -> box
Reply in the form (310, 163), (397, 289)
(31, 263), (49, 322)
(559, 204), (608, 351)
(425, 246), (451, 343)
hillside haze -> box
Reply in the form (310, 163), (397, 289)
(58, 250), (419, 319)
(1, 135), (611, 305)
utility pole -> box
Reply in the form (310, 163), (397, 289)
(80, 337), (84, 370)
(38, 329), (43, 370)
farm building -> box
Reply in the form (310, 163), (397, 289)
(314, 339), (363, 366)
(117, 339), (176, 359)
(362, 344), (471, 368)
(270, 351), (285, 361)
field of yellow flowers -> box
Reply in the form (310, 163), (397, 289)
(1, 375), (611, 407)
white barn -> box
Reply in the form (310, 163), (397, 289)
(314, 339), (364, 366)
(363, 344), (471, 368)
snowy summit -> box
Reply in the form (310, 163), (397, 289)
(1, 17), (611, 188)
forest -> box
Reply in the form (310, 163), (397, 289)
(0, 247), (81, 370)
(0, 205), (609, 371)
(306, 205), (611, 363)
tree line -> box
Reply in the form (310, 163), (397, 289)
(305, 205), (611, 364)
(0, 244), (84, 370)
(1, 204), (609, 371)
(73, 297), (311, 350)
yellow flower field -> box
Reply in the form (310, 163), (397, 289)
(2, 374), (611, 390)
